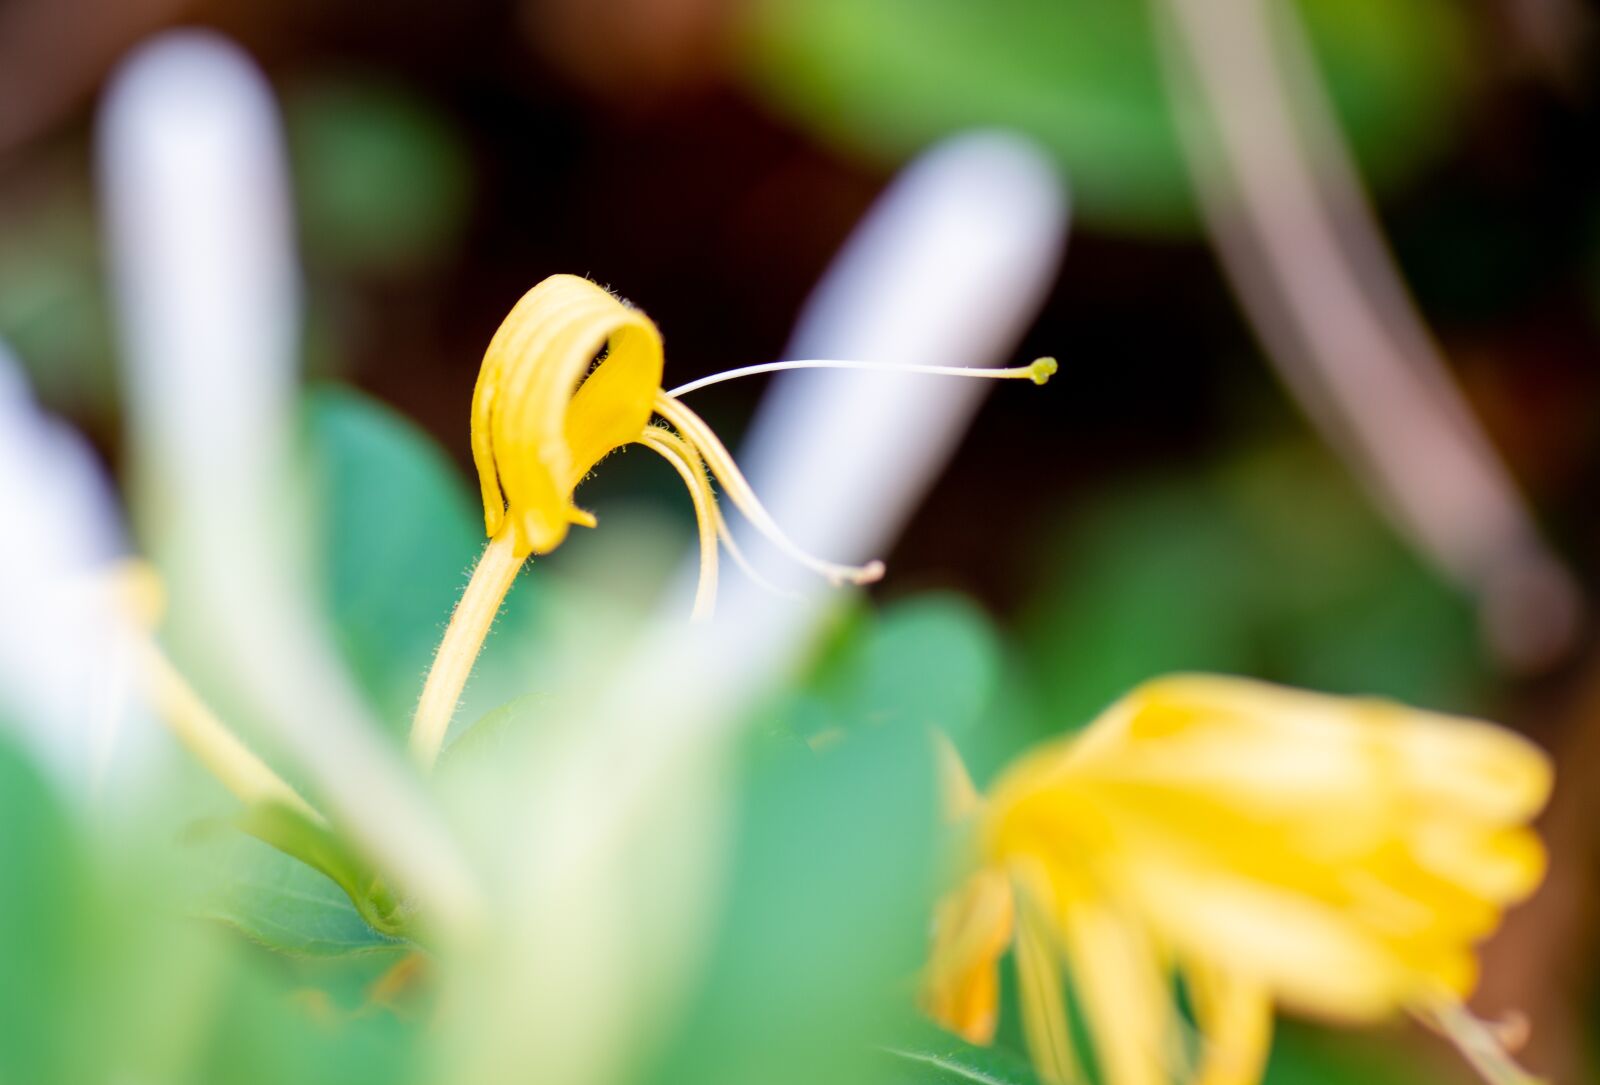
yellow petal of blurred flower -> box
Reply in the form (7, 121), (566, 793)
(921, 675), (1553, 1085)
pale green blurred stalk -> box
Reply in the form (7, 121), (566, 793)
(98, 31), (480, 941)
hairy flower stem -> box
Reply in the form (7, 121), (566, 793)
(409, 531), (525, 767)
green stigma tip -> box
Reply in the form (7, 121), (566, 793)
(1029, 357), (1058, 385)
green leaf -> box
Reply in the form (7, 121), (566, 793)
(0, 736), (423, 1082)
(738, 0), (1473, 235)
(1262, 1021), (1451, 1085)
(0, 733), (91, 1085)
(435, 691), (551, 771)
(875, 1013), (1445, 1085)
(1021, 442), (1485, 747)
(780, 594), (1003, 743)
(643, 721), (936, 1085)
(305, 385), (481, 736)
(850, 595), (1003, 738)
(197, 830), (403, 958)
(1022, 480), (1261, 731)
(305, 384), (549, 743)
(879, 1027), (1041, 1085)
(176, 939), (424, 1085)
(241, 799), (409, 936)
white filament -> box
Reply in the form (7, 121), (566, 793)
(666, 357), (1048, 398)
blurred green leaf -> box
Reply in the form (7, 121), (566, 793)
(238, 797), (406, 939)
(285, 77), (471, 274)
(1022, 443), (1485, 744)
(305, 384), (549, 741)
(0, 732), (91, 1085)
(739, 0), (1472, 234)
(643, 720), (936, 1085)
(198, 832), (402, 958)
(879, 1025), (1041, 1085)
(1263, 1021), (1449, 1085)
(850, 595), (1003, 738)
(781, 594), (1003, 743)
(181, 943), (422, 1085)
(1023, 481), (1261, 729)
(307, 386), (483, 731)
(1221, 445), (1485, 707)
(878, 1018), (1445, 1085)
(0, 733), (423, 1084)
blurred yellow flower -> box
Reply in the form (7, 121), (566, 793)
(922, 675), (1552, 1085)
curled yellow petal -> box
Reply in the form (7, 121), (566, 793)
(472, 275), (663, 557)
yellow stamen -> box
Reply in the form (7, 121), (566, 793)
(637, 426), (720, 621)
(652, 391), (885, 588)
(409, 531), (525, 767)
(708, 490), (798, 601)
(637, 423), (801, 608)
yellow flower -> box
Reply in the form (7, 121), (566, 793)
(922, 675), (1552, 1085)
(470, 274), (1052, 581)
(410, 274), (1055, 765)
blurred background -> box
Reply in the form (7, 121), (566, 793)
(4, 0), (1600, 1082)
(2, 0), (1597, 632)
